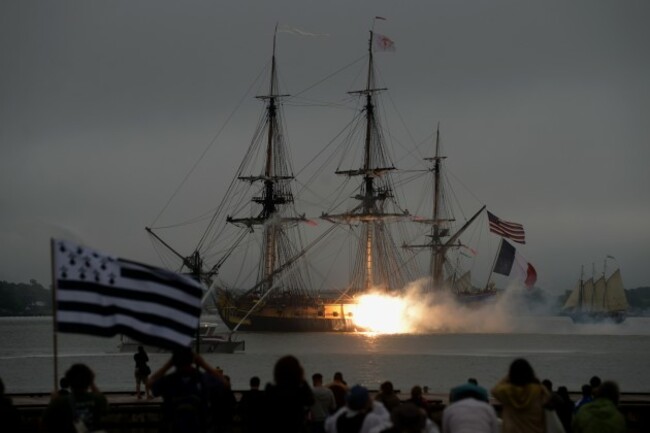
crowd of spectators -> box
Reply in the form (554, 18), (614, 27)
(0, 354), (630, 433)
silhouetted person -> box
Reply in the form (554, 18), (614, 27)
(0, 378), (24, 433)
(134, 345), (152, 399)
(263, 355), (315, 433)
(43, 363), (108, 433)
(239, 376), (265, 433)
(444, 382), (498, 433)
(380, 402), (440, 433)
(375, 381), (401, 414)
(58, 377), (70, 396)
(325, 384), (390, 433)
(214, 373), (237, 433)
(328, 371), (349, 411)
(311, 373), (336, 433)
(148, 348), (224, 433)
(556, 386), (574, 433)
(589, 375), (602, 396)
(573, 380), (626, 433)
(491, 358), (550, 433)
(449, 381), (489, 403)
(406, 385), (428, 411)
(575, 384), (593, 413)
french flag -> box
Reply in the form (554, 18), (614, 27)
(493, 240), (537, 288)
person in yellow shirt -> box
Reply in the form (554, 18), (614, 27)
(491, 358), (550, 433)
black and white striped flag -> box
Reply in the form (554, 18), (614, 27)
(52, 239), (202, 350)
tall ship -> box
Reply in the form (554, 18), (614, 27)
(146, 26), (528, 333)
(562, 258), (628, 323)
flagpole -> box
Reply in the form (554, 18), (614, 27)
(50, 238), (59, 392)
(484, 238), (504, 290)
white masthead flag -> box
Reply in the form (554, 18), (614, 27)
(52, 239), (203, 350)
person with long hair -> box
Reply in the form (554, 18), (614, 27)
(491, 358), (550, 433)
(264, 355), (315, 433)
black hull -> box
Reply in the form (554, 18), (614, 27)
(455, 290), (498, 305)
(220, 314), (361, 332)
(216, 292), (365, 332)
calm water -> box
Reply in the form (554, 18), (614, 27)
(1, 316), (649, 394)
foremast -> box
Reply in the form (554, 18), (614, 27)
(226, 27), (306, 297)
(321, 30), (409, 294)
(404, 126), (485, 292)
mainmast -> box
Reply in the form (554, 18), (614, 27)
(322, 30), (408, 294)
(429, 126), (448, 289)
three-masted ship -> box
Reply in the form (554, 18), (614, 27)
(147, 26), (519, 333)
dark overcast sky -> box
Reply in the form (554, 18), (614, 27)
(1, 0), (649, 293)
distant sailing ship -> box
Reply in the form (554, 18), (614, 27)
(146, 26), (532, 333)
(562, 258), (628, 323)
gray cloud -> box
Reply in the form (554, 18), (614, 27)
(1, 0), (649, 294)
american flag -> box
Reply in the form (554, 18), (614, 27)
(52, 239), (203, 350)
(487, 211), (526, 244)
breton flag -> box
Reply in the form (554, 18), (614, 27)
(493, 239), (537, 288)
(487, 211), (526, 244)
(373, 32), (396, 52)
(52, 239), (203, 350)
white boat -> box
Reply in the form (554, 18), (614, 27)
(118, 323), (245, 353)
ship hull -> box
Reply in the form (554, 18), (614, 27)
(220, 313), (359, 332)
(217, 292), (364, 332)
(565, 311), (626, 324)
(454, 290), (499, 306)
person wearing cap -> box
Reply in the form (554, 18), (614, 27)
(443, 382), (498, 433)
(448, 381), (489, 403)
(325, 384), (390, 433)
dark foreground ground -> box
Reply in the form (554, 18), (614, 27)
(9, 390), (650, 433)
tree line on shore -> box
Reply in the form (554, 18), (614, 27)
(1, 279), (649, 317)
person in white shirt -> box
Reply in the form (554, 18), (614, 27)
(442, 382), (499, 433)
(311, 373), (337, 433)
(325, 385), (390, 433)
